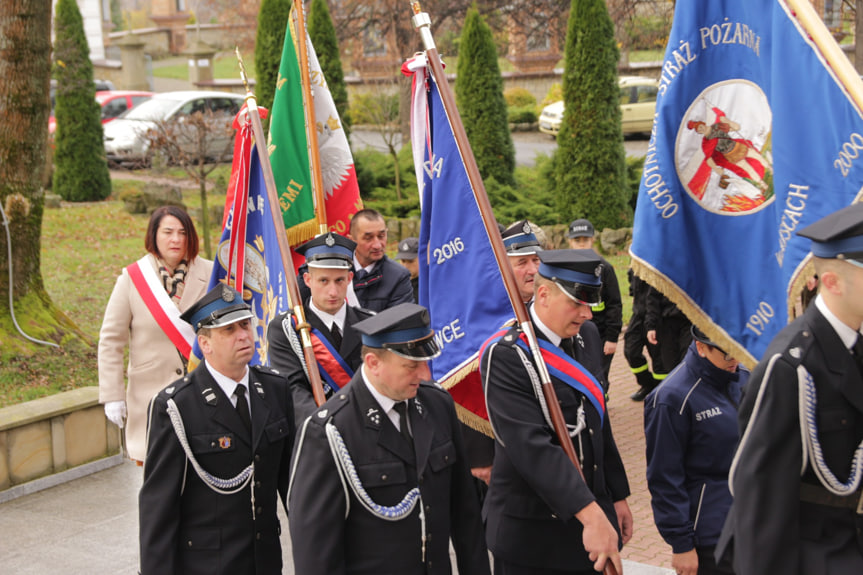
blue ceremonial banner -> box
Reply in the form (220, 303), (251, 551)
(189, 111), (289, 370)
(405, 56), (513, 432)
(631, 0), (863, 364)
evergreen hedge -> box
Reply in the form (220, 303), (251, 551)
(455, 6), (516, 188)
(308, 0), (351, 137)
(52, 0), (111, 202)
(555, 0), (631, 230)
(255, 0), (290, 115)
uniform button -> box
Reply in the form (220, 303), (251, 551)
(256, 506), (263, 515)
(211, 442), (216, 447)
(381, 474), (388, 481)
(551, 513), (558, 519)
(187, 540), (193, 547)
(593, 465), (598, 471)
(428, 561), (433, 568)
(176, 368), (183, 375)
(255, 455), (261, 462)
(425, 505), (431, 512)
(256, 532), (262, 540)
(427, 534), (432, 542)
(443, 455), (449, 462)
(589, 429), (594, 436)
(255, 481), (262, 488)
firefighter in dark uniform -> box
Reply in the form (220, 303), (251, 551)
(481, 250), (632, 575)
(566, 219), (623, 388)
(267, 232), (373, 422)
(395, 236), (421, 303)
(288, 303), (491, 575)
(719, 202), (863, 574)
(139, 285), (294, 575)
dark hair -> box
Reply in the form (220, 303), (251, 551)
(350, 208), (384, 236)
(144, 206), (200, 262)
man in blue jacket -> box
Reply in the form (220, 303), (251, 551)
(644, 326), (748, 575)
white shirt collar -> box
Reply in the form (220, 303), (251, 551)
(361, 364), (406, 429)
(815, 294), (861, 350)
(309, 299), (347, 332)
(353, 254), (375, 274)
(204, 361), (250, 408)
(530, 304), (562, 347)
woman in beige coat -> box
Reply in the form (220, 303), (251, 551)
(98, 206), (212, 463)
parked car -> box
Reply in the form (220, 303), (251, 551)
(103, 90), (244, 165)
(49, 90), (153, 135)
(538, 75), (660, 137)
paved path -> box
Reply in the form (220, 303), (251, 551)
(0, 344), (672, 574)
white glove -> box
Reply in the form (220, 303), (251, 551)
(104, 401), (127, 428)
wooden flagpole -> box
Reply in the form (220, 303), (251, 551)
(293, 2), (329, 235)
(236, 48), (328, 407)
(408, 4), (619, 574)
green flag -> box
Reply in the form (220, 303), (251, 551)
(268, 7), (317, 245)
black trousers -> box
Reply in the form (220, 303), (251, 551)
(494, 557), (599, 575)
(697, 546), (735, 574)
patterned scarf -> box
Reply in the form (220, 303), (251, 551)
(157, 259), (188, 305)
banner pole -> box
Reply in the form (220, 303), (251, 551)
(407, 6), (617, 573)
(236, 48), (328, 407)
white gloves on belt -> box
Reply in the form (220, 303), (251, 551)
(104, 401), (127, 428)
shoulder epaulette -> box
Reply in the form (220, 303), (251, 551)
(161, 375), (193, 398)
(495, 325), (523, 348)
(419, 379), (447, 393)
(782, 328), (815, 368)
(309, 390), (351, 425)
(253, 364), (282, 377)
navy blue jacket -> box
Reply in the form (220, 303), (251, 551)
(644, 343), (748, 553)
(297, 255), (414, 313)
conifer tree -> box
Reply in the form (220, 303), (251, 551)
(455, 5), (515, 187)
(308, 0), (350, 137)
(555, 0), (631, 230)
(255, 0), (290, 114)
(52, 0), (111, 202)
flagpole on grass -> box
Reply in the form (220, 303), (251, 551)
(293, 2), (329, 234)
(408, 7), (618, 573)
(236, 48), (328, 407)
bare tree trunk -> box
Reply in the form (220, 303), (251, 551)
(0, 0), (87, 353)
(199, 178), (211, 259)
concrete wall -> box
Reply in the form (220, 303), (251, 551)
(0, 388), (119, 492)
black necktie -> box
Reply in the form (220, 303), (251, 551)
(330, 323), (342, 349)
(235, 384), (252, 433)
(355, 269), (368, 281)
(852, 336), (863, 376)
(561, 337), (576, 359)
(393, 401), (414, 452)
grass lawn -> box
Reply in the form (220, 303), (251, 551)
(153, 52), (256, 81)
(1, 177), (634, 407)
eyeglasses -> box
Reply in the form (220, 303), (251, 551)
(709, 345), (734, 361)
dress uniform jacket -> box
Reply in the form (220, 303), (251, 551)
(267, 303), (373, 422)
(139, 362), (294, 575)
(720, 303), (863, 574)
(98, 254), (212, 461)
(480, 319), (630, 571)
(297, 255), (415, 313)
(288, 372), (491, 575)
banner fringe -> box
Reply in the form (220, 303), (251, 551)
(631, 255), (759, 368)
(440, 359), (479, 391)
(454, 403), (494, 438)
(286, 220), (319, 246)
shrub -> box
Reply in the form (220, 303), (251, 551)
(52, 0), (111, 202)
(504, 87), (536, 108)
(543, 83), (563, 106)
(508, 105), (538, 124)
(348, 91), (399, 126)
(456, 6), (516, 187)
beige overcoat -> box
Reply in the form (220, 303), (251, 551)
(98, 254), (212, 461)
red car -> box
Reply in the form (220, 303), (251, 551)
(49, 90), (154, 135)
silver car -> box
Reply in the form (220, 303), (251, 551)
(103, 90), (243, 165)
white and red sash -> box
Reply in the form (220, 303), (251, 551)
(126, 256), (195, 359)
